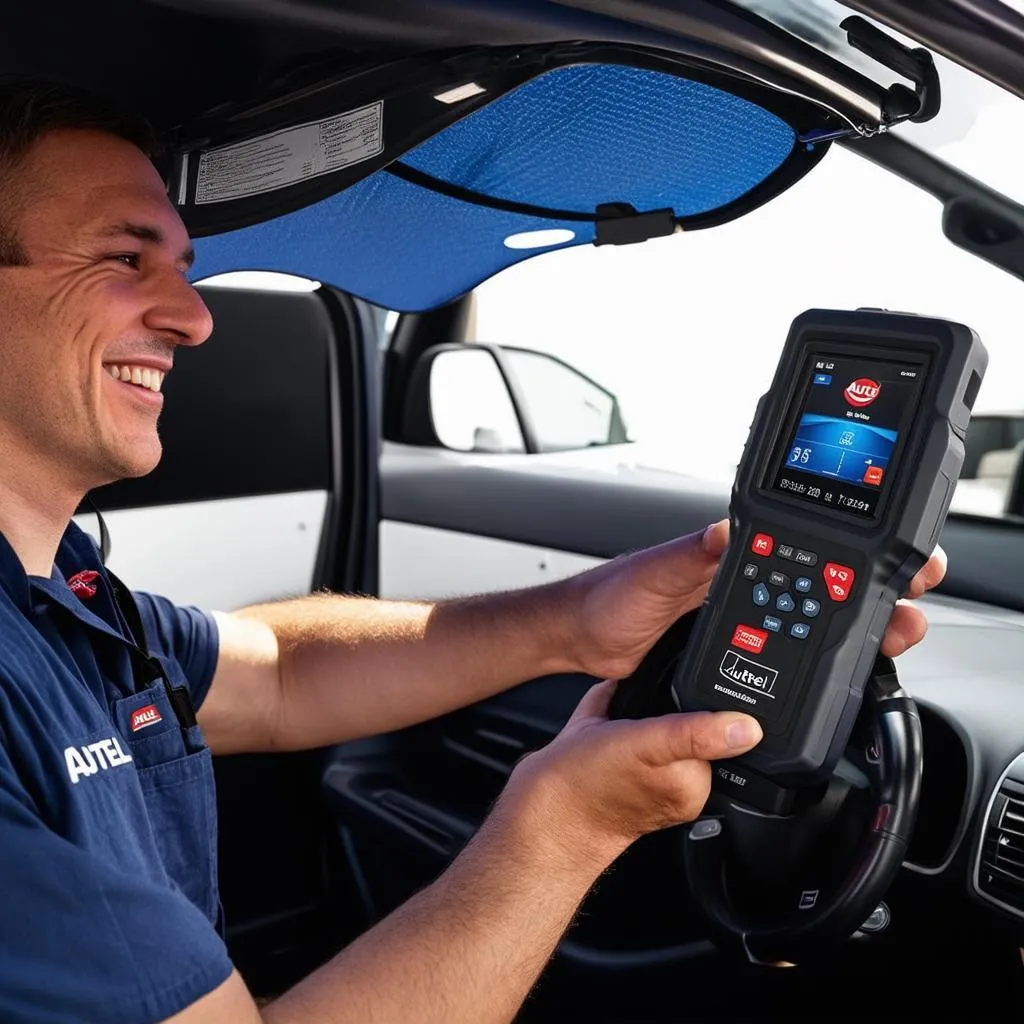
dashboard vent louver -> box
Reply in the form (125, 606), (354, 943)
(978, 780), (1024, 912)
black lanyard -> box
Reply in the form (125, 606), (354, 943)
(104, 568), (197, 731)
(80, 494), (196, 732)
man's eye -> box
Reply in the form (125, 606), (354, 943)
(111, 253), (141, 269)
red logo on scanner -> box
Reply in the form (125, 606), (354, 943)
(67, 570), (100, 600)
(844, 378), (881, 407)
(130, 704), (162, 733)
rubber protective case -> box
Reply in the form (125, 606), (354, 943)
(671, 308), (987, 786)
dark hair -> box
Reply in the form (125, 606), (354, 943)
(0, 77), (158, 265)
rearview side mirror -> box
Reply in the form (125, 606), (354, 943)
(401, 343), (629, 454)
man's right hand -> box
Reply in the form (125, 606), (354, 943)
(505, 679), (763, 869)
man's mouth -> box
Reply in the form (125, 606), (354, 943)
(105, 364), (166, 394)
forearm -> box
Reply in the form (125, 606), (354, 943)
(261, 779), (617, 1024)
(236, 585), (578, 750)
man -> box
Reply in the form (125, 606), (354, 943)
(0, 77), (943, 1023)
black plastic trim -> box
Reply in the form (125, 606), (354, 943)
(843, 132), (1024, 285)
(318, 288), (382, 596)
(841, 0), (1024, 106)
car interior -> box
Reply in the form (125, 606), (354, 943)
(11, 0), (1024, 1020)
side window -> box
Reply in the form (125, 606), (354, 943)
(407, 343), (629, 455)
(469, 145), (1024, 517)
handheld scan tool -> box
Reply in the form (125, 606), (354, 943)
(673, 308), (987, 791)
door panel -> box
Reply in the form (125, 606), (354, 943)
(380, 445), (730, 558)
(381, 445), (1024, 610)
(379, 520), (602, 599)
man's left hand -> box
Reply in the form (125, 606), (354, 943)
(560, 519), (946, 680)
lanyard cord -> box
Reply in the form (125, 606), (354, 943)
(80, 493), (111, 565)
(70, 494), (196, 730)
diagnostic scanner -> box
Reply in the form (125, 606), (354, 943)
(672, 308), (987, 793)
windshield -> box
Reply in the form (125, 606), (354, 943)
(730, 0), (1024, 204)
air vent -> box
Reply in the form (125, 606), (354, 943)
(977, 773), (1024, 916)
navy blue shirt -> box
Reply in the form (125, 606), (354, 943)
(0, 522), (233, 1022)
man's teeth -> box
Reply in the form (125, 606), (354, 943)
(107, 365), (165, 393)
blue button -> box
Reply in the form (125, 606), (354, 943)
(762, 615), (782, 633)
(814, 373), (832, 386)
(790, 622), (810, 640)
(802, 598), (821, 618)
(753, 583), (770, 607)
(795, 577), (813, 593)
(776, 592), (795, 613)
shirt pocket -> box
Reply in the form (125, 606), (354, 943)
(112, 686), (220, 926)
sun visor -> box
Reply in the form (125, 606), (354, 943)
(176, 37), (934, 311)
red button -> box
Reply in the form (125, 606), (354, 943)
(731, 624), (769, 654)
(751, 533), (774, 557)
(863, 465), (884, 486)
(823, 562), (856, 602)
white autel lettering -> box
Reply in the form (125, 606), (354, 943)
(65, 736), (133, 784)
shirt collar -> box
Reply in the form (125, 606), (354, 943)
(0, 527), (31, 613)
(0, 521), (127, 644)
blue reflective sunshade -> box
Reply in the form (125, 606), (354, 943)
(192, 64), (797, 311)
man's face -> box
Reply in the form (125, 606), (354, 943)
(0, 128), (213, 494)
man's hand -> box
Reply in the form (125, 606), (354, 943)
(558, 519), (947, 680)
(507, 680), (763, 865)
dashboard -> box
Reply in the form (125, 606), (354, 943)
(895, 591), (1024, 921)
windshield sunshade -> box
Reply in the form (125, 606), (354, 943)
(190, 63), (823, 311)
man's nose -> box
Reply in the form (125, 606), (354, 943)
(142, 270), (214, 348)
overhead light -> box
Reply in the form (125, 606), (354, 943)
(434, 82), (487, 104)
(503, 229), (576, 250)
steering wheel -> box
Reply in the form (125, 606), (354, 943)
(609, 611), (923, 966)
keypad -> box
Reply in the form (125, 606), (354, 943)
(727, 529), (858, 658)
(718, 532), (858, 715)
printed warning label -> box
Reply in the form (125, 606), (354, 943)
(194, 101), (384, 205)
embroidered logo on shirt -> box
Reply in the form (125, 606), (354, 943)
(67, 569), (100, 599)
(64, 736), (133, 785)
(130, 704), (162, 733)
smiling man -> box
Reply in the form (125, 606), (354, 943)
(0, 77), (946, 1024)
